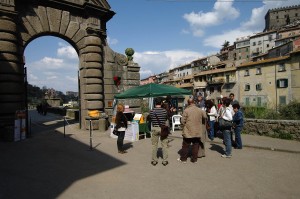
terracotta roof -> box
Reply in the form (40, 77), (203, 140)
(238, 55), (290, 67)
(193, 67), (236, 77)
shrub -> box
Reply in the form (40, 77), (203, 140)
(243, 101), (300, 120)
(243, 106), (267, 119)
(278, 101), (300, 120)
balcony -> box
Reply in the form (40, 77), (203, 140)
(225, 77), (236, 84)
(176, 82), (193, 88)
(207, 77), (225, 85)
(193, 81), (207, 88)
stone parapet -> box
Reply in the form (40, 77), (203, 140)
(244, 119), (300, 141)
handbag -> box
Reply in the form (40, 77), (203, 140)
(218, 118), (233, 130)
(154, 111), (170, 140)
(112, 127), (119, 136)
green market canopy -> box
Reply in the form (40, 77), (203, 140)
(114, 83), (191, 99)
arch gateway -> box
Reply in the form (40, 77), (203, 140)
(0, 0), (141, 140)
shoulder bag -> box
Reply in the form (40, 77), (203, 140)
(154, 111), (170, 140)
(218, 118), (233, 130)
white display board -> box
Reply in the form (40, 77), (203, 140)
(110, 122), (139, 142)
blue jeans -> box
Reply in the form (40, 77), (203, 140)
(209, 120), (215, 140)
(234, 127), (243, 149)
(223, 129), (232, 156)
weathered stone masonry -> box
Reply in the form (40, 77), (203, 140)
(0, 0), (140, 140)
(244, 119), (300, 141)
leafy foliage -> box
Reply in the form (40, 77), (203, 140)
(243, 101), (300, 120)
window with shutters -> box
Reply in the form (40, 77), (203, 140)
(257, 97), (262, 107)
(277, 79), (288, 88)
(245, 97), (250, 106)
(279, 96), (286, 105)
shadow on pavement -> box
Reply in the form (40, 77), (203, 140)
(209, 143), (224, 154)
(0, 112), (126, 199)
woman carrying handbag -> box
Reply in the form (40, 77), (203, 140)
(115, 104), (128, 154)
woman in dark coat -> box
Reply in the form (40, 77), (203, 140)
(115, 104), (128, 154)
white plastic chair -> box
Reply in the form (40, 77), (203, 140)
(172, 115), (182, 132)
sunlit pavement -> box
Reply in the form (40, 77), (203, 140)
(1, 110), (300, 199)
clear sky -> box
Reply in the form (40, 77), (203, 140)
(24, 0), (299, 93)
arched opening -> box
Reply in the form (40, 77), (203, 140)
(24, 36), (80, 130)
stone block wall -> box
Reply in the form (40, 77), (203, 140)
(243, 119), (300, 141)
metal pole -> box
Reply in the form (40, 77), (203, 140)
(64, 117), (66, 138)
(89, 119), (93, 150)
(78, 70), (81, 129)
(24, 67), (30, 138)
(29, 117), (31, 137)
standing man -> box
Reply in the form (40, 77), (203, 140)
(229, 93), (239, 106)
(178, 98), (207, 163)
(149, 99), (169, 166)
(196, 95), (205, 110)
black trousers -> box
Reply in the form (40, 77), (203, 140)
(117, 131), (125, 151)
(180, 137), (200, 162)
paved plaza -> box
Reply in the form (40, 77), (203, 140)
(1, 111), (300, 199)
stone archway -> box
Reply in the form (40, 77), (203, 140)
(0, 0), (140, 140)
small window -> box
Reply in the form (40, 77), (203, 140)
(256, 68), (262, 75)
(279, 96), (286, 105)
(244, 70), (250, 76)
(253, 42), (256, 46)
(245, 84), (250, 91)
(278, 63), (286, 72)
(256, 83), (262, 90)
(277, 79), (288, 88)
(266, 44), (269, 48)
(258, 41), (262, 45)
(268, 35), (273, 41)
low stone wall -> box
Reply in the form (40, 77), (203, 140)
(243, 119), (300, 141)
(66, 109), (79, 120)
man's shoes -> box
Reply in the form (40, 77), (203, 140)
(177, 158), (187, 163)
(118, 150), (127, 154)
(151, 161), (158, 166)
(191, 160), (198, 164)
(221, 154), (232, 158)
(162, 161), (168, 166)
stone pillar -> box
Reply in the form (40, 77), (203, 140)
(0, 15), (25, 140)
(79, 35), (104, 128)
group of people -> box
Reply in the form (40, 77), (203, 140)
(113, 92), (244, 165)
(36, 102), (49, 116)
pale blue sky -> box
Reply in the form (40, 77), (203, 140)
(24, 0), (299, 93)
